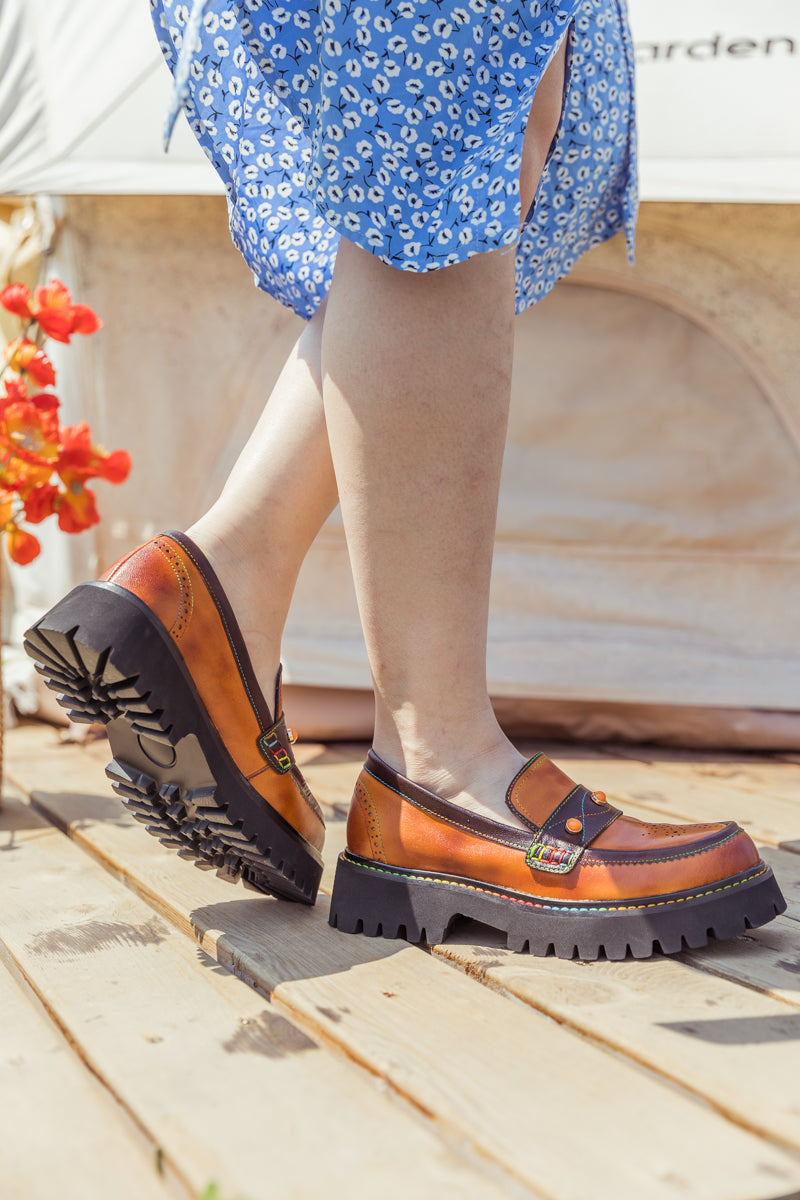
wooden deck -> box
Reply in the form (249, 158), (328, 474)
(2, 723), (800, 1200)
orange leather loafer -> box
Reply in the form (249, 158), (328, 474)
(329, 750), (785, 958)
(24, 532), (324, 903)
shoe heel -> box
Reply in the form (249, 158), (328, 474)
(329, 852), (455, 944)
(23, 582), (167, 728)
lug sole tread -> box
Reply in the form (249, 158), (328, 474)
(24, 586), (321, 906)
(328, 853), (787, 961)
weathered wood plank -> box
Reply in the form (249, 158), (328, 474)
(607, 744), (800, 805)
(0, 953), (176, 1200)
(0, 793), (519, 1200)
(7, 730), (800, 1200)
(429, 926), (800, 1155)
(680, 918), (800, 1011)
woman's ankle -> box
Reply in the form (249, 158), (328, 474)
(371, 720), (529, 828)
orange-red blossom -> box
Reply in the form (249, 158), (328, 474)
(0, 279), (102, 343)
(3, 338), (56, 387)
(0, 278), (129, 564)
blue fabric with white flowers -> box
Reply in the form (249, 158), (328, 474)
(151, 0), (637, 319)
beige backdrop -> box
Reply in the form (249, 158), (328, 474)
(4, 196), (799, 746)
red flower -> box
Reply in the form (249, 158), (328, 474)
(0, 376), (29, 411)
(23, 482), (60, 524)
(8, 339), (56, 387)
(56, 482), (100, 533)
(3, 400), (60, 465)
(5, 523), (41, 564)
(57, 422), (130, 486)
(99, 448), (131, 484)
(0, 388), (62, 445)
(0, 277), (125, 565)
(0, 279), (102, 343)
(31, 280), (102, 343)
(0, 283), (34, 320)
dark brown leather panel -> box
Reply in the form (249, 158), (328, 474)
(538, 784), (622, 845)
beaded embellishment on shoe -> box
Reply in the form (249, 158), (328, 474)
(525, 840), (582, 874)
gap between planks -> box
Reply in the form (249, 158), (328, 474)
(5, 728), (800, 1199)
(0, 951), (179, 1200)
(0, 790), (523, 1200)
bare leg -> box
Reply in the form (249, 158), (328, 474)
(187, 44), (566, 825)
(188, 301), (338, 692)
(316, 44), (568, 825)
(322, 243), (525, 821)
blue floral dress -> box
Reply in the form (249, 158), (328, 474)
(151, 0), (637, 319)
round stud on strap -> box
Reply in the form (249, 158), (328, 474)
(565, 817), (583, 834)
(591, 790), (607, 806)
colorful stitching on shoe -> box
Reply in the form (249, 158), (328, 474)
(525, 840), (582, 874)
(342, 853), (769, 914)
(257, 725), (294, 774)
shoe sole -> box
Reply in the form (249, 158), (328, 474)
(329, 850), (786, 959)
(24, 582), (323, 905)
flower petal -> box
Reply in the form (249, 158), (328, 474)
(70, 304), (103, 335)
(6, 525), (41, 564)
(0, 283), (33, 320)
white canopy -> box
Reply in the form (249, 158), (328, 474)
(1, 0), (798, 201)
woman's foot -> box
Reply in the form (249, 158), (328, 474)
(374, 736), (531, 832)
(24, 532), (326, 904)
(329, 749), (786, 958)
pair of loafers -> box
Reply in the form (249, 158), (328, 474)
(25, 533), (785, 959)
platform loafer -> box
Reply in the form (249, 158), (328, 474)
(329, 750), (786, 958)
(24, 532), (325, 904)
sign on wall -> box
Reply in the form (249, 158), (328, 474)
(631, 0), (799, 199)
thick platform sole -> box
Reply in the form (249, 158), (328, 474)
(329, 851), (786, 960)
(24, 582), (323, 904)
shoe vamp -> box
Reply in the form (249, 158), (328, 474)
(590, 813), (728, 852)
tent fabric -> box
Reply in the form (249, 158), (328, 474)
(0, 0), (799, 201)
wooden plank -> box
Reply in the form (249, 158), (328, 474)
(760, 846), (800, 923)
(429, 925), (800, 1155)
(606, 744), (800, 806)
(680, 918), (800, 1011)
(0, 793), (520, 1200)
(7, 731), (800, 1200)
(0, 956), (176, 1200)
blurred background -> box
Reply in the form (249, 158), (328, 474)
(1, 0), (798, 747)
